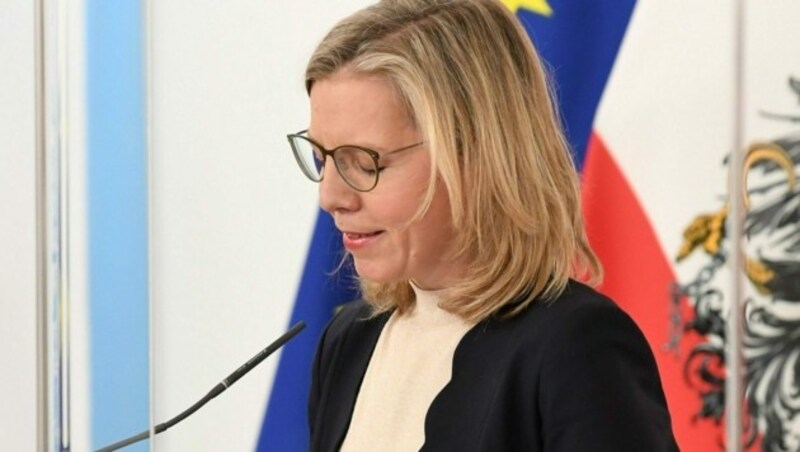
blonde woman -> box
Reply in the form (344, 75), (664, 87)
(289, 0), (678, 450)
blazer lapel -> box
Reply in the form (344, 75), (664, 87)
(319, 310), (391, 451)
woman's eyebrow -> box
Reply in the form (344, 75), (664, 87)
(306, 129), (407, 154)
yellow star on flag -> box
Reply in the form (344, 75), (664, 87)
(500, 0), (553, 17)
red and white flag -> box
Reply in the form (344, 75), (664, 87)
(585, 2), (800, 450)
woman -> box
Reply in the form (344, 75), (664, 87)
(289, 0), (679, 450)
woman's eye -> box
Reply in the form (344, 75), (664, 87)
(358, 165), (384, 175)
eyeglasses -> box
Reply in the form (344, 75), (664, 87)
(287, 129), (424, 192)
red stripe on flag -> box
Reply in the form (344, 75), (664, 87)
(581, 132), (721, 451)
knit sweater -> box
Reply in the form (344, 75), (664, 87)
(340, 285), (475, 452)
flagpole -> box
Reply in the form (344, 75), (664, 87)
(144, 0), (156, 443)
(34, 0), (50, 448)
(726, 0), (746, 450)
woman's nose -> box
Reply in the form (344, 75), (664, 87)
(318, 160), (360, 214)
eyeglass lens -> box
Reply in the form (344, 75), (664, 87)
(291, 136), (379, 191)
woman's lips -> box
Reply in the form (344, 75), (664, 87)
(342, 230), (384, 251)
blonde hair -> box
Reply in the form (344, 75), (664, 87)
(306, 0), (602, 322)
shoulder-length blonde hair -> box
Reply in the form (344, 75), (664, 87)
(306, 0), (601, 323)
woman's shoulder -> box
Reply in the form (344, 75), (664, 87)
(536, 279), (624, 318)
(500, 279), (636, 336)
(480, 279), (653, 367)
(316, 300), (390, 362)
(324, 300), (375, 339)
(522, 281), (677, 450)
(538, 280), (651, 352)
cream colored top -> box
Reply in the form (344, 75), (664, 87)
(340, 285), (475, 452)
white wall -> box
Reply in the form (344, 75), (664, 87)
(0, 1), (37, 451)
(149, 2), (372, 450)
(744, 1), (800, 141)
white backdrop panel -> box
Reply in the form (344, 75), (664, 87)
(0, 1), (37, 449)
(149, 2), (372, 450)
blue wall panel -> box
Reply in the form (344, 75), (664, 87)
(86, 0), (149, 449)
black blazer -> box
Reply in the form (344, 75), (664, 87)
(309, 281), (679, 451)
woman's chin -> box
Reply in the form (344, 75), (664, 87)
(353, 259), (403, 285)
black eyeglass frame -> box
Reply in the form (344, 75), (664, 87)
(287, 129), (424, 192)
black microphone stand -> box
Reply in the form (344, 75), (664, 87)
(96, 321), (306, 452)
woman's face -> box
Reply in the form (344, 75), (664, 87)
(309, 71), (465, 289)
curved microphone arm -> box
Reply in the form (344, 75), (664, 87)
(96, 321), (306, 452)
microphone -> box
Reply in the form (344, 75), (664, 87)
(96, 321), (306, 452)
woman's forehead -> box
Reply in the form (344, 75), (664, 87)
(308, 73), (419, 150)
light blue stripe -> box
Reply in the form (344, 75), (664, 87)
(86, 0), (149, 450)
